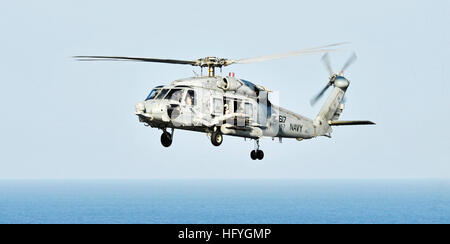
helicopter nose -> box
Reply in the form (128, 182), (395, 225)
(135, 102), (146, 113)
(141, 101), (169, 122)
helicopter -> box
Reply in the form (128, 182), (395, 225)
(75, 43), (375, 160)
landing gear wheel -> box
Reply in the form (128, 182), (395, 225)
(211, 131), (223, 147)
(161, 132), (172, 147)
(251, 139), (264, 160)
(256, 150), (264, 160)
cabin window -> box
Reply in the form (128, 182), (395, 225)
(244, 102), (253, 117)
(145, 89), (160, 101)
(185, 90), (195, 106)
(213, 98), (222, 114)
(234, 99), (244, 113)
(165, 89), (184, 102)
(155, 89), (169, 99)
(223, 97), (234, 115)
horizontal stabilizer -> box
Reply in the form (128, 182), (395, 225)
(328, 120), (376, 126)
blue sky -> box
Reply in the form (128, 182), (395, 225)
(0, 0), (448, 179)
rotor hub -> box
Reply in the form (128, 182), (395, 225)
(195, 57), (229, 68)
(333, 76), (350, 89)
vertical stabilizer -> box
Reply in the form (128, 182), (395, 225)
(314, 76), (349, 137)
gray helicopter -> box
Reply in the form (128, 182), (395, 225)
(75, 43), (375, 160)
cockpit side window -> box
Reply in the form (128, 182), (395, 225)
(165, 89), (184, 102)
(145, 89), (160, 101)
(155, 89), (169, 99)
(185, 90), (195, 106)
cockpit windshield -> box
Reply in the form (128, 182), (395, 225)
(145, 89), (160, 101)
(155, 89), (169, 99)
(165, 89), (184, 103)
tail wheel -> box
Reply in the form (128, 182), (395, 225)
(161, 132), (172, 147)
(211, 131), (223, 146)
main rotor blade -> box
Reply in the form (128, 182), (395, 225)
(73, 56), (197, 66)
(310, 83), (332, 106)
(340, 52), (357, 73)
(230, 42), (348, 65)
(321, 53), (334, 76)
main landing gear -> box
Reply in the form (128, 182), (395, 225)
(211, 127), (223, 147)
(160, 128), (174, 147)
(250, 139), (264, 160)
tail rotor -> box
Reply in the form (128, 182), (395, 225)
(310, 52), (357, 106)
(339, 52), (357, 75)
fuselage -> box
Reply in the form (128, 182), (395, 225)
(135, 76), (316, 140)
(76, 48), (369, 160)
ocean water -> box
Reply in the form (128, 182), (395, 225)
(0, 180), (449, 224)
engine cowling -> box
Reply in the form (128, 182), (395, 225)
(218, 77), (242, 91)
